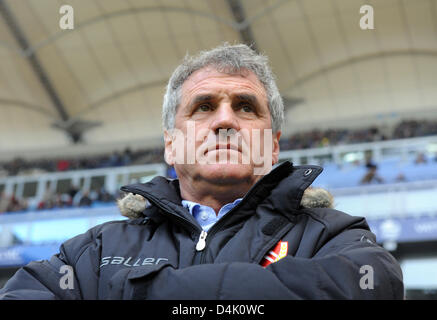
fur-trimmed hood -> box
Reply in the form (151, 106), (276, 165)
(117, 186), (334, 219)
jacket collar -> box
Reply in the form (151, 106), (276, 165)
(268, 164), (324, 213)
(120, 161), (323, 218)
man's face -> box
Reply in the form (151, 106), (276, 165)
(164, 66), (281, 187)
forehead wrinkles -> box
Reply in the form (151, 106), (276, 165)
(181, 68), (268, 105)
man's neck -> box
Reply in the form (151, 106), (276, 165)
(179, 179), (253, 215)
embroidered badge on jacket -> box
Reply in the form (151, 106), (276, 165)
(260, 241), (288, 267)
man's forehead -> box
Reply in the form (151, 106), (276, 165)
(183, 66), (262, 88)
(181, 66), (267, 99)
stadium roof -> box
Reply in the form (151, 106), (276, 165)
(0, 0), (436, 158)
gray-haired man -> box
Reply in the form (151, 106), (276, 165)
(0, 44), (403, 300)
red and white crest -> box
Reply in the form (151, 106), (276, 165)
(260, 241), (288, 267)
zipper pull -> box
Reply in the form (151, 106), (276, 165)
(196, 230), (208, 251)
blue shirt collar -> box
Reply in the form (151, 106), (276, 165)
(182, 198), (242, 232)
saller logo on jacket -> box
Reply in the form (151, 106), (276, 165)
(100, 256), (169, 268)
(260, 241), (288, 267)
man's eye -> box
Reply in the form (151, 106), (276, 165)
(197, 104), (211, 112)
(240, 105), (254, 113)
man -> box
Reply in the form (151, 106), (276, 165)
(0, 44), (403, 299)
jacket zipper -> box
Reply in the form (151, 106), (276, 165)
(196, 230), (208, 251)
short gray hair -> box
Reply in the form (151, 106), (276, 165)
(162, 43), (284, 133)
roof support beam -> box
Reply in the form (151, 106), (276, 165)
(225, 0), (259, 52)
(0, 0), (82, 142)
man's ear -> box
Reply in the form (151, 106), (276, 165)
(163, 130), (174, 166)
(272, 130), (281, 165)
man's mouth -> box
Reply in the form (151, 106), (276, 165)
(204, 143), (241, 155)
(216, 143), (240, 151)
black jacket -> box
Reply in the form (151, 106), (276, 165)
(0, 161), (404, 299)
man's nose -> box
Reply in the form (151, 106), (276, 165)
(210, 103), (240, 134)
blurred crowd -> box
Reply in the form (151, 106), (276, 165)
(0, 147), (164, 177)
(279, 119), (437, 150)
(0, 186), (121, 214)
(279, 126), (385, 150)
(0, 193), (27, 214)
(36, 185), (119, 211)
(393, 119), (437, 139)
(1, 118), (437, 178)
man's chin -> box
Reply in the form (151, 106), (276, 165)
(196, 163), (255, 185)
